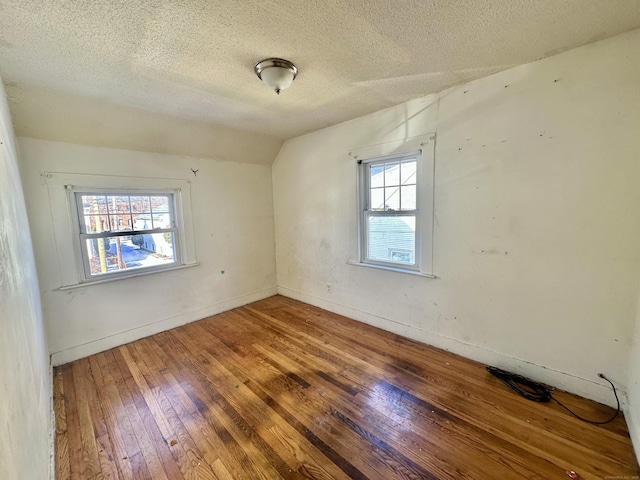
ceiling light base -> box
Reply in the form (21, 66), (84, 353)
(255, 58), (298, 95)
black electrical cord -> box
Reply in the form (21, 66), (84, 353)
(486, 366), (620, 425)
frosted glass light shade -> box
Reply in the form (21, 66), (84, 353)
(255, 58), (298, 94)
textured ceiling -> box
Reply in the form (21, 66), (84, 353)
(1, 0), (640, 145)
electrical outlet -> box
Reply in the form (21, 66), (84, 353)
(326, 283), (332, 293)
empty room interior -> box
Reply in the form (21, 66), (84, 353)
(2, 1), (640, 479)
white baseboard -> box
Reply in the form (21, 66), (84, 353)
(51, 287), (278, 366)
(278, 286), (625, 408)
(625, 403), (640, 466)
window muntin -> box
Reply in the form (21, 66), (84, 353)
(73, 192), (180, 280)
(360, 152), (420, 270)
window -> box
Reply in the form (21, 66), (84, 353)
(350, 133), (435, 276)
(44, 172), (197, 288)
(359, 152), (421, 271)
(72, 191), (180, 280)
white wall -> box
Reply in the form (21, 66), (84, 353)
(0, 80), (51, 478)
(627, 293), (640, 462)
(8, 84), (284, 166)
(19, 138), (278, 365)
(272, 29), (640, 406)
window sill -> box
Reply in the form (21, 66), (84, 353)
(347, 260), (436, 278)
(58, 262), (199, 290)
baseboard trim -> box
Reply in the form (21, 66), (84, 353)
(51, 287), (278, 366)
(625, 403), (640, 465)
(278, 286), (625, 408)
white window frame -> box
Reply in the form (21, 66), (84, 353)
(44, 172), (198, 288)
(350, 133), (435, 277)
(358, 151), (422, 272)
(71, 188), (182, 282)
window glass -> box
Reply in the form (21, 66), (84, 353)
(83, 233), (176, 276)
(385, 161), (400, 186)
(360, 152), (421, 270)
(368, 157), (417, 212)
(75, 192), (178, 279)
(400, 160), (417, 184)
(366, 215), (416, 265)
(400, 185), (416, 210)
(130, 196), (151, 213)
(150, 196), (170, 212)
(370, 165), (385, 188)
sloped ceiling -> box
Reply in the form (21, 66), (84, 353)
(1, 0), (640, 163)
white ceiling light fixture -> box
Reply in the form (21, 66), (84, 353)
(254, 58), (298, 95)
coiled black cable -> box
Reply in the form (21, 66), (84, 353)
(486, 366), (620, 425)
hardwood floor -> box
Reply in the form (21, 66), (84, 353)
(54, 295), (639, 479)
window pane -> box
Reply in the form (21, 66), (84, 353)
(367, 215), (416, 265)
(384, 187), (400, 210)
(84, 233), (176, 276)
(384, 162), (400, 186)
(106, 196), (131, 213)
(79, 195), (107, 214)
(133, 214), (153, 230)
(109, 214), (133, 232)
(84, 215), (109, 233)
(400, 185), (416, 210)
(370, 165), (384, 188)
(370, 188), (385, 211)
(400, 160), (417, 185)
(150, 196), (170, 213)
(152, 213), (171, 229)
(130, 196), (151, 213)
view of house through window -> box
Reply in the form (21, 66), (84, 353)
(75, 192), (178, 278)
(360, 152), (420, 270)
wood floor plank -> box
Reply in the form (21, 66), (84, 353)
(244, 301), (634, 476)
(168, 330), (300, 478)
(188, 320), (458, 479)
(74, 358), (107, 438)
(114, 346), (169, 480)
(95, 433), (120, 480)
(64, 362), (102, 479)
(287, 298), (632, 447)
(145, 334), (283, 479)
(158, 334), (281, 480)
(54, 368), (71, 480)
(54, 295), (640, 480)
(87, 355), (135, 480)
(159, 387), (223, 480)
(134, 338), (225, 472)
(211, 458), (235, 480)
(274, 296), (630, 437)
(218, 316), (479, 478)
(128, 452), (152, 480)
(114, 346), (189, 480)
(175, 321), (354, 480)
(133, 339), (198, 417)
(224, 320), (542, 479)
(99, 351), (143, 461)
(252, 336), (557, 479)
(54, 368), (68, 435)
